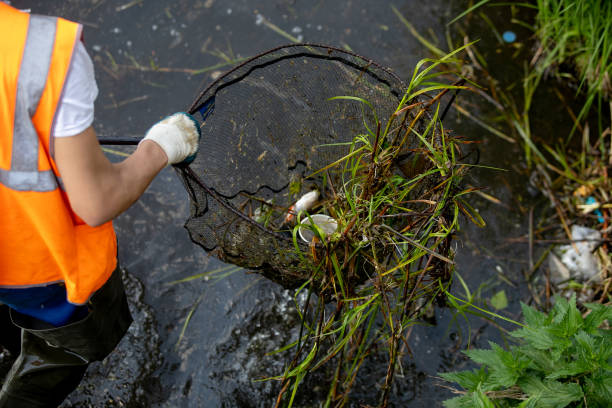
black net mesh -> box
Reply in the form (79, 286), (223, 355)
(178, 44), (432, 289)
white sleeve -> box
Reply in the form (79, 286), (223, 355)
(52, 41), (99, 138)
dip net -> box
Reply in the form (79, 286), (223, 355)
(177, 44), (453, 295)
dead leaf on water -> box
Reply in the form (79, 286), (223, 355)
(573, 184), (595, 197)
(490, 290), (508, 310)
(258, 151), (267, 161)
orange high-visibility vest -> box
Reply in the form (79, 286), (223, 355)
(0, 4), (117, 305)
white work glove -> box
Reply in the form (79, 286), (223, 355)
(142, 112), (201, 166)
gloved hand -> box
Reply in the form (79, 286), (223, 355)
(142, 112), (201, 166)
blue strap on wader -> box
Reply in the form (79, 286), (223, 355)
(0, 285), (87, 327)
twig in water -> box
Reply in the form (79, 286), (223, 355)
(116, 0), (143, 12)
(104, 95), (149, 109)
(529, 206), (534, 271)
(257, 14), (302, 43)
(102, 147), (130, 158)
(453, 103), (515, 143)
(380, 224), (455, 265)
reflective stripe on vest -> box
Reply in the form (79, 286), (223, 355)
(0, 15), (58, 192)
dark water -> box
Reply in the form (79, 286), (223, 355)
(6, 0), (552, 406)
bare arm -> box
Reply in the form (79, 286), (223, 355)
(54, 126), (168, 227)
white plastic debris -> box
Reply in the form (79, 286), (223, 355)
(548, 225), (602, 284)
(284, 190), (319, 224)
(298, 214), (337, 243)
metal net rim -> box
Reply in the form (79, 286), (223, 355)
(187, 43), (407, 115)
(181, 43), (414, 251)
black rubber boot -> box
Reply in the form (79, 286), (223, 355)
(0, 267), (132, 408)
(0, 305), (21, 357)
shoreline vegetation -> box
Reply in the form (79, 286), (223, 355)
(391, 1), (612, 406)
(270, 46), (478, 407)
(460, 0), (610, 304)
(393, 0), (611, 306)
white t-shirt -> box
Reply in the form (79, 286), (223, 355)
(52, 41), (98, 138)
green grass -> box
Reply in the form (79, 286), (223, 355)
(533, 0), (612, 124)
(447, 0), (612, 126)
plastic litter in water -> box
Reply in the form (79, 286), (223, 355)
(586, 196), (604, 223)
(284, 190), (319, 224)
(502, 30), (516, 43)
(298, 214), (338, 243)
(548, 225), (602, 284)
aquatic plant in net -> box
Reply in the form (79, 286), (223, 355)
(177, 44), (477, 406)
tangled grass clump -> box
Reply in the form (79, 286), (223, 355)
(268, 47), (484, 407)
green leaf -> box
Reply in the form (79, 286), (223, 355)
(464, 348), (498, 367)
(520, 347), (577, 376)
(585, 372), (612, 406)
(583, 302), (612, 331)
(518, 377), (584, 408)
(574, 330), (597, 364)
(439, 368), (488, 392)
(520, 301), (549, 327)
(544, 360), (589, 380)
(442, 395), (474, 408)
(447, 0), (491, 25)
(551, 295), (570, 325)
(490, 290), (508, 310)
(464, 343), (522, 388)
(511, 326), (564, 351)
(517, 396), (539, 408)
(455, 198), (486, 227)
(472, 384), (495, 408)
(550, 294), (583, 337)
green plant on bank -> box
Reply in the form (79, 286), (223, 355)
(440, 294), (612, 408)
(265, 46), (485, 407)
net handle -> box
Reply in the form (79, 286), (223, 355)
(99, 98), (215, 145)
(98, 137), (141, 145)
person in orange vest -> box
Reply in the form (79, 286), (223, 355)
(0, 4), (201, 406)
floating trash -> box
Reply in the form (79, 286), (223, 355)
(585, 196), (605, 223)
(548, 225), (602, 284)
(298, 214), (338, 243)
(502, 30), (516, 43)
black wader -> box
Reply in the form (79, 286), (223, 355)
(0, 267), (132, 408)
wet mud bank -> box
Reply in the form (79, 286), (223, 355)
(60, 270), (161, 407)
